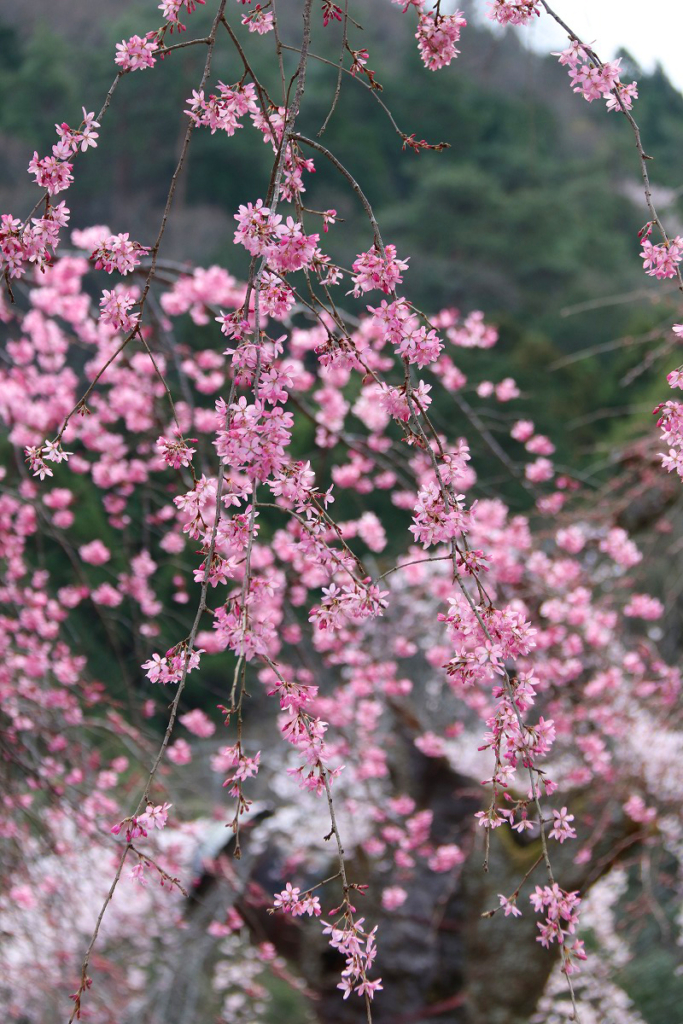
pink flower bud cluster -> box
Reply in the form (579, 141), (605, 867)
(321, 1), (343, 28)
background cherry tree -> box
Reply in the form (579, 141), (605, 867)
(2, 1), (683, 1022)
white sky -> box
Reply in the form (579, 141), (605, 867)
(474, 0), (683, 93)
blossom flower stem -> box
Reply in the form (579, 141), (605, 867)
(67, 848), (129, 1023)
(375, 555), (453, 584)
(142, 460), (226, 804)
(281, 43), (426, 147)
(135, 328), (189, 469)
(293, 134), (384, 253)
(298, 871), (343, 897)
(285, 276), (352, 347)
(137, 0), (229, 321)
(453, 390), (532, 492)
(128, 844), (189, 895)
(144, 287), (201, 429)
(404, 375), (557, 872)
(236, 0), (313, 328)
(228, 491), (259, 856)
(256, 501), (368, 584)
(53, 330), (136, 444)
(263, 654), (375, 1024)
(318, 745), (375, 1024)
(318, 0), (349, 136)
(157, 35), (212, 56)
(266, 0), (287, 104)
(481, 853), (544, 918)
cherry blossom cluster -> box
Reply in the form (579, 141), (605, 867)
(25, 440), (73, 480)
(655, 398), (683, 478)
(241, 4), (275, 34)
(0, 205), (67, 280)
(415, 9), (467, 71)
(1, 71), (112, 287)
(357, 798), (465, 890)
(54, 109), (101, 157)
(110, 801), (172, 842)
(272, 882), (322, 917)
(367, 297), (443, 367)
(2, 228), (676, 1019)
(549, 806), (577, 844)
(530, 884), (586, 974)
(91, 233), (150, 275)
(324, 917), (382, 1001)
(142, 645), (203, 684)
(273, 674), (345, 796)
(156, 432), (197, 469)
(351, 244), (409, 297)
(185, 81), (259, 135)
(390, 1), (466, 71)
(308, 580), (389, 632)
(640, 235), (683, 279)
(99, 287), (140, 332)
(115, 33), (159, 72)
(232, 200), (321, 274)
(486, 0), (541, 26)
(27, 152), (74, 196)
(554, 43), (638, 111)
(409, 483), (469, 547)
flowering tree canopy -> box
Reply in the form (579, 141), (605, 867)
(2, 2), (683, 1022)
